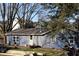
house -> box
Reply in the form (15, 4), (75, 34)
(55, 29), (78, 48)
(6, 28), (77, 49)
(12, 18), (20, 30)
(5, 28), (56, 48)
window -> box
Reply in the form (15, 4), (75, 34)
(30, 35), (32, 40)
(13, 36), (15, 40)
(13, 36), (19, 45)
(17, 36), (19, 39)
(70, 40), (73, 43)
(69, 37), (73, 39)
(13, 36), (19, 41)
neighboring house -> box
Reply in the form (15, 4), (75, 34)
(56, 29), (78, 48)
(5, 28), (56, 48)
(12, 18), (20, 30)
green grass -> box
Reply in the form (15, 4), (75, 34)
(11, 47), (66, 56)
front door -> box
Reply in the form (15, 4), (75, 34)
(29, 35), (33, 46)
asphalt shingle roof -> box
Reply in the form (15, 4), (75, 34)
(5, 28), (50, 36)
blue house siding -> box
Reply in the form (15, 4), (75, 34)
(6, 33), (65, 48)
(7, 36), (29, 46)
(6, 34), (57, 48)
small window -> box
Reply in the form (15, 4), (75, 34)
(70, 40), (73, 43)
(14, 36), (19, 39)
(13, 36), (15, 39)
(17, 37), (19, 39)
(13, 36), (19, 42)
(30, 35), (32, 40)
(69, 37), (73, 39)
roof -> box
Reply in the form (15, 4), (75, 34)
(5, 28), (51, 36)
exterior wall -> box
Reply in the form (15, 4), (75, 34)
(19, 36), (29, 46)
(7, 36), (30, 47)
(6, 34), (60, 48)
(32, 34), (54, 48)
(51, 35), (65, 48)
(40, 34), (54, 48)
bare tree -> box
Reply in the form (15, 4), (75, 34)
(0, 3), (6, 33)
(6, 3), (21, 32)
(17, 3), (42, 28)
(0, 3), (21, 44)
(0, 3), (21, 33)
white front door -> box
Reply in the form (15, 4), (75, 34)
(29, 35), (33, 46)
(29, 39), (33, 46)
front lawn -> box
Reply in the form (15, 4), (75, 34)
(11, 47), (66, 56)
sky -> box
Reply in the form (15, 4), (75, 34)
(0, 3), (39, 22)
(0, 3), (77, 24)
(32, 15), (38, 22)
(0, 3), (57, 22)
